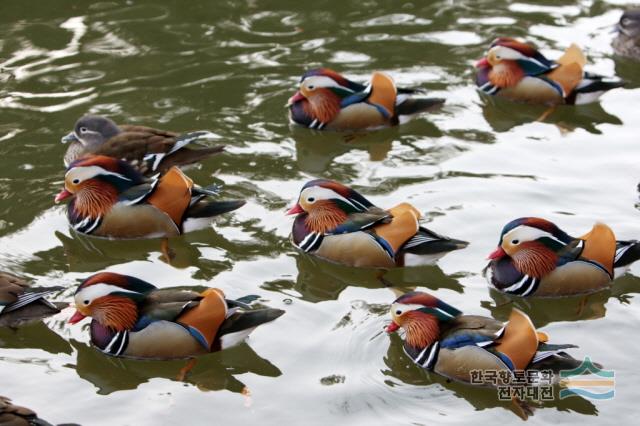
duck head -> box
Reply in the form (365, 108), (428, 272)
(61, 115), (121, 148)
(476, 38), (554, 88)
(617, 10), (640, 39)
(286, 179), (374, 233)
(386, 291), (462, 349)
(287, 68), (359, 124)
(69, 272), (156, 331)
(488, 217), (574, 278)
(54, 155), (145, 218)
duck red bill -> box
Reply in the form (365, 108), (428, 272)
(54, 189), (72, 203)
(475, 57), (489, 68)
(386, 322), (400, 333)
(286, 204), (304, 215)
(68, 310), (86, 324)
(287, 91), (305, 106)
(487, 247), (507, 260)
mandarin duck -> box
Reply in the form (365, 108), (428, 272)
(386, 291), (589, 385)
(68, 272), (284, 359)
(54, 155), (245, 239)
(475, 38), (624, 105)
(287, 68), (444, 130)
(0, 272), (65, 328)
(485, 217), (640, 297)
(62, 115), (224, 176)
(613, 9), (640, 59)
(287, 179), (466, 268)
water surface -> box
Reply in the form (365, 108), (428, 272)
(1, 1), (639, 424)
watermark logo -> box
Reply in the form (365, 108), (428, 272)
(559, 357), (615, 400)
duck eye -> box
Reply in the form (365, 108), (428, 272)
(395, 310), (402, 315)
(308, 85), (315, 90)
(512, 239), (520, 245)
(307, 197), (315, 203)
(79, 127), (88, 133)
(72, 178), (80, 184)
(83, 300), (89, 305)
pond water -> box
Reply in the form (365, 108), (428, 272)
(1, 0), (639, 424)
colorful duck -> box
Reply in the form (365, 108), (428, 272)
(62, 115), (224, 176)
(485, 217), (640, 297)
(475, 38), (624, 105)
(68, 272), (284, 359)
(287, 68), (444, 130)
(54, 155), (245, 239)
(287, 179), (466, 268)
(387, 291), (588, 384)
(0, 271), (64, 328)
(613, 9), (640, 59)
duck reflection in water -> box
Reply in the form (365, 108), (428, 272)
(70, 338), (281, 397)
(478, 94), (622, 135)
(261, 253), (464, 303)
(483, 273), (640, 328)
(290, 119), (442, 175)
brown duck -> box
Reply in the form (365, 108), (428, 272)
(62, 115), (224, 176)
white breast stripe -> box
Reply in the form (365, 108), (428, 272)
(423, 342), (439, 368)
(503, 274), (531, 293)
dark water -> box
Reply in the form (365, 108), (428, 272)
(0, 1), (638, 424)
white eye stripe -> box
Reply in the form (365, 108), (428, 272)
(489, 46), (525, 60)
(300, 187), (357, 208)
(75, 283), (138, 305)
(503, 225), (566, 246)
(302, 76), (354, 92)
(65, 165), (131, 184)
(391, 302), (424, 314)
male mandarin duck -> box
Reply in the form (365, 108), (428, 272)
(68, 272), (284, 359)
(62, 115), (224, 176)
(54, 155), (245, 239)
(286, 179), (467, 268)
(475, 37), (624, 105)
(484, 217), (640, 297)
(386, 291), (588, 384)
(287, 68), (444, 130)
(0, 271), (65, 328)
(613, 9), (640, 59)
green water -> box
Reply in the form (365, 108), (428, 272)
(0, 1), (639, 424)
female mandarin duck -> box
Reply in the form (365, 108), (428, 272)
(475, 37), (624, 105)
(1, 271), (64, 328)
(613, 9), (640, 59)
(386, 291), (588, 384)
(485, 217), (640, 297)
(287, 68), (444, 130)
(54, 155), (245, 239)
(287, 179), (466, 268)
(62, 115), (224, 176)
(68, 272), (284, 359)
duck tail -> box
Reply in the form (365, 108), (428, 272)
(395, 96), (445, 116)
(614, 240), (640, 271)
(185, 199), (245, 219)
(216, 308), (285, 348)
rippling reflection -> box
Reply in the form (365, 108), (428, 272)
(70, 339), (281, 395)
